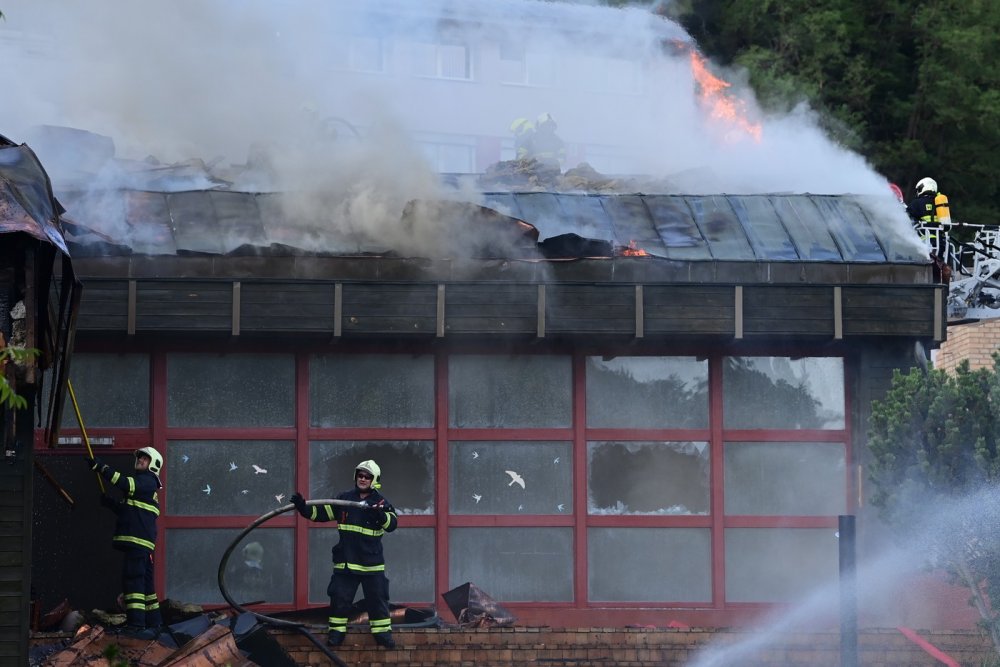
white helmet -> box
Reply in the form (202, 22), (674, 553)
(915, 177), (937, 196)
(355, 459), (382, 489)
(135, 446), (163, 477)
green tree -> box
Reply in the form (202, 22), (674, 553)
(867, 360), (1000, 655)
(0, 347), (36, 410)
(669, 0), (1000, 225)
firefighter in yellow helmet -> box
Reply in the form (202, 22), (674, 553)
(291, 460), (398, 649)
(85, 446), (164, 639)
(525, 112), (566, 169)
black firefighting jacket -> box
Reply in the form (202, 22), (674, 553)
(95, 462), (161, 553)
(303, 488), (397, 574)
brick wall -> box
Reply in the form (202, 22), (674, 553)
(271, 626), (995, 667)
(935, 318), (1000, 373)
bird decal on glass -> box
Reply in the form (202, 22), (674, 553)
(275, 493), (285, 504)
(229, 461), (238, 472)
(252, 464), (268, 475)
(505, 470), (525, 489)
(473, 493), (482, 504)
(202, 484), (211, 495)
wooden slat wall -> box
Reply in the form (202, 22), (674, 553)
(342, 284), (438, 335)
(842, 287), (936, 337)
(445, 284), (535, 335)
(0, 470), (25, 663)
(546, 285), (634, 334)
(136, 281), (232, 332)
(241, 283), (335, 332)
(73, 279), (939, 340)
(744, 286), (835, 336)
(644, 285), (735, 335)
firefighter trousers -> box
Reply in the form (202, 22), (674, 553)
(326, 571), (391, 639)
(122, 551), (161, 628)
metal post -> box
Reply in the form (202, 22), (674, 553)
(839, 514), (858, 667)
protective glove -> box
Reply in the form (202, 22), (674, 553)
(290, 492), (308, 517)
(85, 456), (105, 473)
(367, 499), (387, 524)
(99, 493), (119, 511)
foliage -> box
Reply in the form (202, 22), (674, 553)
(668, 0), (1000, 225)
(867, 359), (1000, 654)
(0, 347), (37, 410)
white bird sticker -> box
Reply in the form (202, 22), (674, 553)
(505, 470), (525, 489)
(229, 461), (238, 472)
(241, 489), (249, 495)
(472, 451), (479, 459)
(182, 455), (190, 463)
(473, 494), (482, 503)
(252, 464), (268, 475)
(557, 504), (565, 512)
(202, 484), (211, 495)
(275, 493), (285, 504)
(553, 457), (560, 464)
(518, 504), (524, 511)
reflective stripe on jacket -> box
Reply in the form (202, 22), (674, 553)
(99, 467), (160, 553)
(303, 488), (397, 573)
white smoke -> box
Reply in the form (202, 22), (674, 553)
(0, 0), (916, 250)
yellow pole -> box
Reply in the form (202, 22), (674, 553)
(67, 379), (105, 493)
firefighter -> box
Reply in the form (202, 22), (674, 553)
(85, 446), (164, 639)
(509, 117), (535, 160)
(525, 112), (566, 169)
(906, 177), (952, 256)
(291, 460), (398, 649)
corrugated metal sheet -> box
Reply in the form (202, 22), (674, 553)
(0, 143), (69, 254)
(56, 188), (927, 264)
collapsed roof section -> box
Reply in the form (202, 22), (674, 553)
(58, 187), (926, 265)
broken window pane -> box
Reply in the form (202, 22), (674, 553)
(309, 441), (434, 514)
(165, 440), (295, 516)
(167, 353), (294, 427)
(588, 528), (711, 602)
(723, 357), (844, 429)
(45, 353), (149, 428)
(724, 442), (846, 516)
(309, 354), (434, 427)
(586, 356), (708, 428)
(450, 527), (573, 601)
(588, 441), (709, 515)
(308, 526), (434, 604)
(449, 355), (571, 428)
(166, 528), (293, 605)
(450, 441), (571, 515)
(725, 528), (839, 603)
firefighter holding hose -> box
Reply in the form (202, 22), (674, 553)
(84, 446), (164, 639)
(291, 459), (398, 649)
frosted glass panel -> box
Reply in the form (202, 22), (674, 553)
(308, 527), (434, 604)
(450, 528), (573, 601)
(586, 356), (708, 428)
(309, 441), (434, 514)
(165, 440), (294, 516)
(725, 442), (846, 515)
(450, 441), (571, 515)
(309, 354), (434, 427)
(589, 528), (711, 602)
(726, 528), (838, 602)
(723, 357), (844, 429)
(588, 441), (709, 515)
(166, 528), (293, 605)
(449, 355), (571, 428)
(167, 353), (294, 427)
(47, 354), (149, 427)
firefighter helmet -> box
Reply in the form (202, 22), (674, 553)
(355, 459), (382, 489)
(509, 117), (532, 135)
(135, 446), (163, 476)
(915, 177), (938, 196)
(537, 112), (556, 128)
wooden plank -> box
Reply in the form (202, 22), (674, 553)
(735, 285), (743, 339)
(635, 285), (644, 339)
(834, 286), (843, 340)
(934, 287), (944, 342)
(444, 317), (537, 334)
(334, 283), (343, 338)
(231, 282), (241, 336)
(127, 279), (136, 335)
(537, 285), (546, 338)
(437, 285), (445, 338)
(75, 281), (129, 332)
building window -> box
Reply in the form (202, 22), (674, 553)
(410, 41), (473, 80)
(164, 440), (295, 516)
(586, 356), (708, 428)
(588, 441), (709, 515)
(449, 440), (572, 515)
(450, 527), (574, 601)
(167, 353), (295, 427)
(49, 353), (149, 428)
(568, 55), (642, 94)
(724, 441), (847, 516)
(725, 528), (839, 603)
(498, 42), (554, 86)
(723, 356), (845, 429)
(330, 35), (386, 73)
(588, 528), (711, 602)
(416, 137), (477, 174)
(449, 354), (572, 427)
(309, 354), (434, 427)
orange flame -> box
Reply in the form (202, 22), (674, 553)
(620, 240), (649, 257)
(688, 51), (762, 143)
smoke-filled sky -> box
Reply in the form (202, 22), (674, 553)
(0, 0), (920, 254)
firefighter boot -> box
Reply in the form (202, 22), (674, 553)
(327, 631), (345, 647)
(373, 632), (395, 649)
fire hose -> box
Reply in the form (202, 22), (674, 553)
(217, 498), (369, 667)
